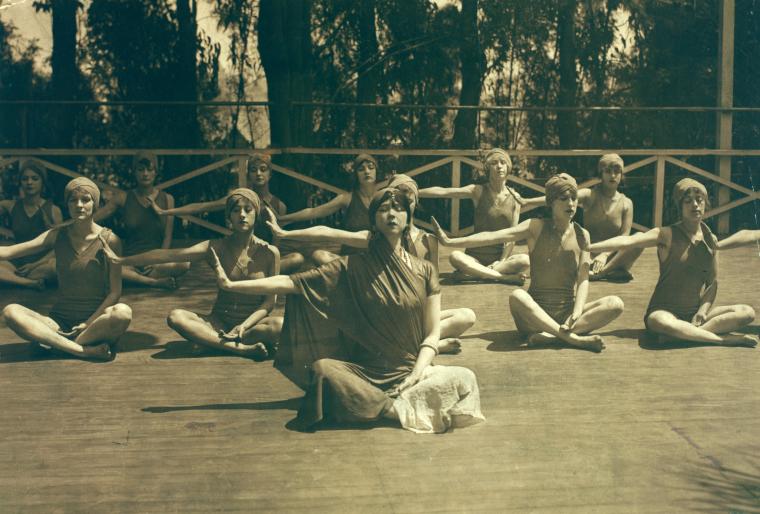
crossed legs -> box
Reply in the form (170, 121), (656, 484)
(645, 305), (756, 347)
(449, 251), (529, 284)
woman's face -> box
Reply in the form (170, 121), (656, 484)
(355, 160), (377, 185)
(600, 163), (623, 190)
(228, 199), (257, 232)
(550, 190), (578, 222)
(134, 161), (157, 187)
(373, 198), (408, 238)
(248, 162), (271, 188)
(67, 189), (95, 220)
(20, 168), (44, 197)
(680, 189), (706, 222)
(485, 155), (510, 181)
(397, 185), (417, 213)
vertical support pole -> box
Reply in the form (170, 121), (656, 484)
(654, 156), (666, 227)
(716, 0), (734, 235)
(451, 157), (461, 235)
(237, 157), (248, 188)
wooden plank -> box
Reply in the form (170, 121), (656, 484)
(176, 215), (231, 235)
(451, 159), (461, 235)
(654, 157), (666, 227)
(236, 157), (248, 188)
(703, 195), (758, 219)
(716, 0), (735, 234)
(0, 157), (19, 169)
(31, 157), (124, 194)
(156, 156), (239, 190)
(403, 157), (454, 179)
(664, 156), (757, 197)
(269, 163), (346, 195)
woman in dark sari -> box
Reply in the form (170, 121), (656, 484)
(211, 188), (484, 433)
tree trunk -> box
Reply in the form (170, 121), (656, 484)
(176, 0), (200, 147)
(556, 0), (578, 150)
(452, 0), (483, 149)
(356, 0), (379, 146)
(50, 0), (78, 147)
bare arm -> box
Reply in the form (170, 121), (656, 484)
(0, 229), (57, 260)
(210, 247), (299, 295)
(278, 193), (351, 224)
(567, 233), (592, 330)
(93, 191), (125, 222)
(84, 232), (124, 326)
(235, 246), (281, 333)
(426, 233), (440, 273)
(50, 205), (64, 225)
(589, 227), (663, 253)
(155, 197), (226, 217)
(103, 239), (210, 267)
(498, 199), (522, 261)
(0, 199), (13, 216)
(269, 219), (371, 248)
(432, 217), (533, 248)
(418, 184), (477, 200)
(717, 229), (760, 250)
(161, 194), (176, 249)
(520, 195), (546, 209)
(390, 293), (441, 396)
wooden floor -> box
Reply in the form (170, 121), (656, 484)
(1, 245), (759, 513)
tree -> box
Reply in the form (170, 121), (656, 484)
(451, 0), (484, 149)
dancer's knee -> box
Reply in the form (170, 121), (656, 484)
(606, 296), (625, 316)
(458, 308), (477, 327)
(736, 304), (755, 325)
(2, 304), (23, 326)
(108, 303), (133, 323)
(166, 308), (189, 330)
(449, 251), (467, 269)
(312, 358), (341, 378)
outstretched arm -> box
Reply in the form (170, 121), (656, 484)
(153, 197), (226, 217)
(432, 217), (532, 248)
(418, 184), (477, 200)
(102, 239), (210, 267)
(209, 247), (299, 295)
(268, 212), (370, 249)
(520, 195), (546, 209)
(0, 229), (57, 261)
(590, 227), (662, 253)
(717, 229), (760, 250)
(278, 193), (350, 224)
(161, 194), (176, 249)
(93, 191), (125, 222)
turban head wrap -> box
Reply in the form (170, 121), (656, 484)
(353, 153), (378, 171)
(368, 188), (412, 229)
(64, 177), (101, 209)
(248, 153), (271, 170)
(387, 174), (419, 203)
(598, 153), (624, 174)
(545, 173), (578, 204)
(672, 178), (708, 210)
(482, 148), (513, 174)
(226, 188), (261, 220)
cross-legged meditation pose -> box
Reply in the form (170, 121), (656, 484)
(265, 173), (476, 354)
(433, 173), (624, 352)
(581, 154), (643, 282)
(150, 153), (304, 273)
(211, 188), (485, 433)
(95, 152), (189, 289)
(104, 188), (282, 359)
(590, 178), (756, 347)
(277, 153), (381, 265)
(419, 148), (535, 284)
(0, 160), (63, 289)
(1, 177), (132, 360)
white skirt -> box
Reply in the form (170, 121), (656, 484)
(393, 365), (485, 434)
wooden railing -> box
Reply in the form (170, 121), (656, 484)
(1, 148), (758, 236)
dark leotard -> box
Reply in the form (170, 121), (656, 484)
(9, 200), (55, 267)
(465, 186), (520, 264)
(584, 189), (628, 243)
(122, 190), (169, 256)
(340, 191), (370, 255)
(645, 222), (717, 325)
(207, 236), (276, 330)
(526, 221), (586, 325)
(49, 228), (112, 331)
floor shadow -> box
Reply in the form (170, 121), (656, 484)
(116, 331), (162, 353)
(0, 342), (70, 363)
(479, 330), (549, 352)
(637, 330), (757, 351)
(150, 340), (248, 360)
(142, 397), (302, 413)
(284, 416), (400, 433)
(596, 328), (647, 340)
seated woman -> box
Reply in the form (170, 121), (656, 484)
(264, 173), (476, 354)
(581, 154), (643, 282)
(419, 148), (536, 284)
(433, 173), (624, 353)
(277, 154), (381, 265)
(150, 153), (304, 273)
(95, 151), (189, 289)
(0, 160), (63, 289)
(1, 177), (132, 360)
(210, 188), (485, 433)
(591, 178), (756, 347)
(103, 189), (282, 359)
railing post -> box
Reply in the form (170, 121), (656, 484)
(716, 0), (734, 235)
(654, 156), (666, 227)
(451, 158), (461, 235)
(237, 157), (248, 188)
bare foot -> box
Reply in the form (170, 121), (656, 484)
(527, 332), (559, 346)
(496, 273), (527, 286)
(32, 279), (46, 291)
(720, 334), (758, 348)
(438, 338), (462, 354)
(242, 341), (269, 361)
(85, 343), (114, 361)
(154, 277), (178, 290)
(566, 333), (605, 353)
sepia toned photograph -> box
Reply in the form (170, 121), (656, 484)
(0, 0), (758, 512)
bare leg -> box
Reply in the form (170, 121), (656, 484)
(166, 309), (269, 358)
(646, 310), (757, 347)
(438, 308), (476, 354)
(449, 251), (526, 284)
(241, 315), (283, 354)
(280, 252), (305, 274)
(699, 304), (755, 334)
(0, 261), (44, 290)
(75, 303), (132, 346)
(601, 247), (643, 275)
(528, 296), (624, 346)
(311, 249), (340, 266)
(122, 265), (177, 289)
(2, 304), (111, 360)
(490, 253), (531, 277)
(146, 262), (191, 279)
(508, 289), (605, 352)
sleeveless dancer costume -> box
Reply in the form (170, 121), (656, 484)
(525, 221), (586, 326)
(465, 186), (520, 264)
(340, 191), (370, 255)
(645, 222), (717, 326)
(206, 236), (275, 330)
(9, 200), (55, 267)
(49, 228), (112, 331)
(584, 189), (628, 244)
(122, 190), (169, 257)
